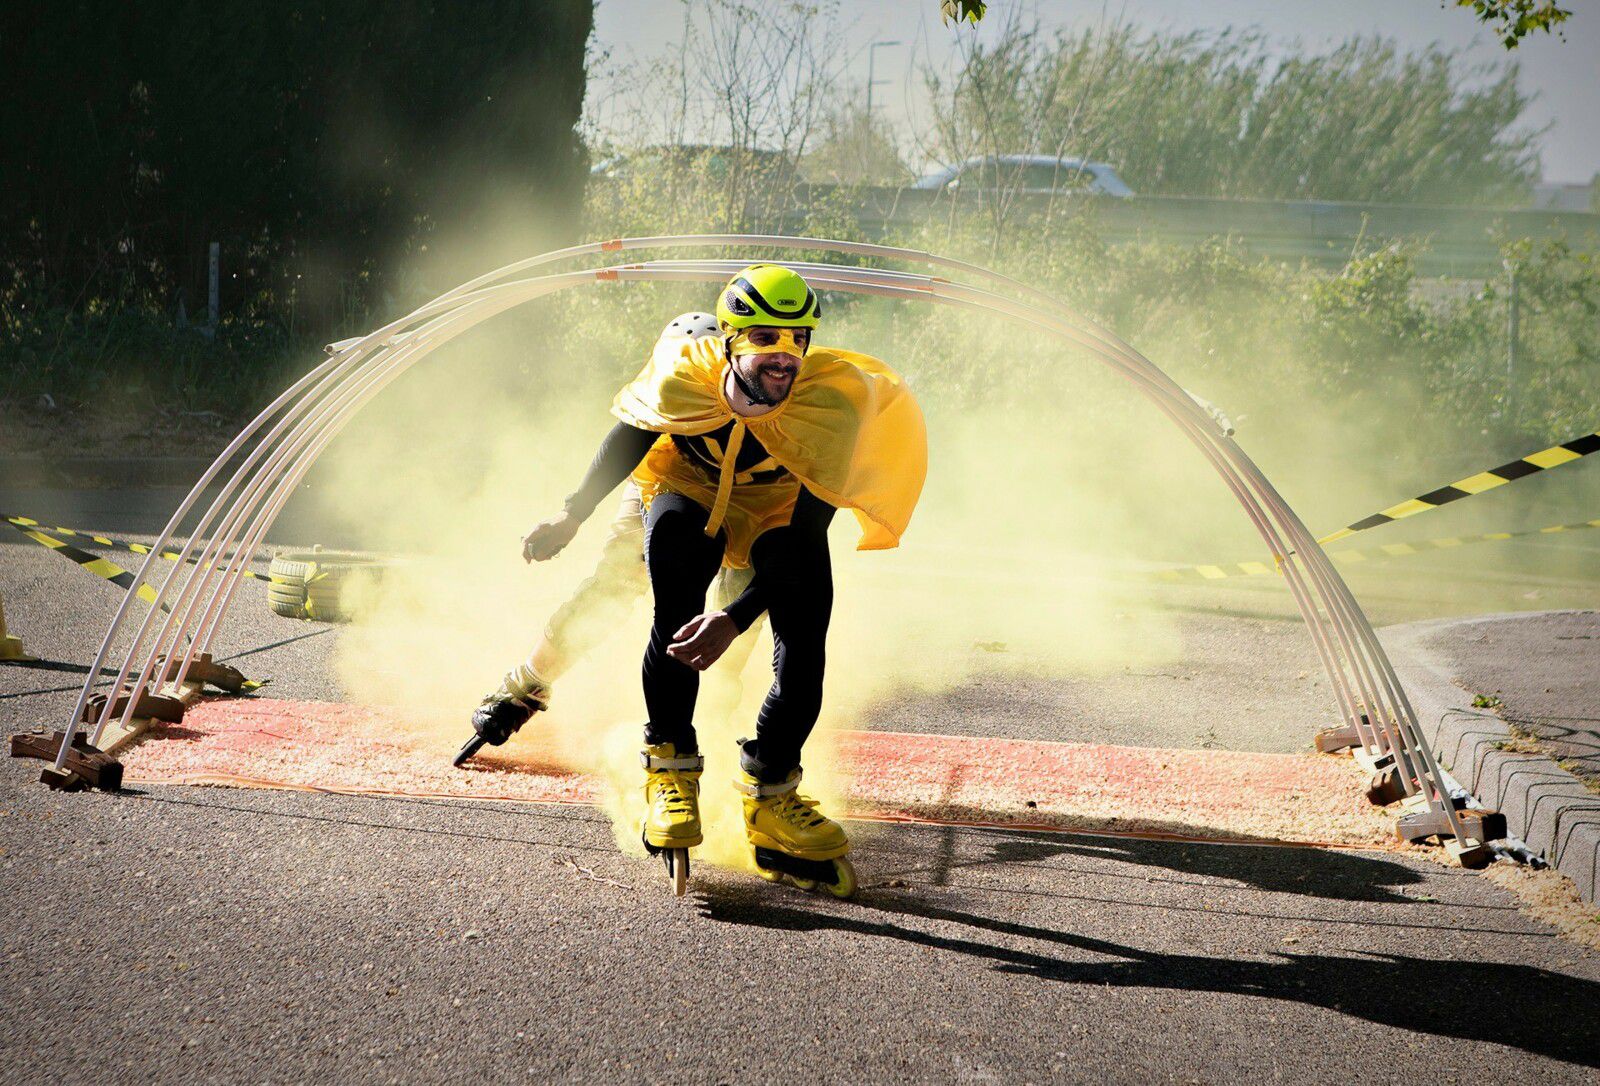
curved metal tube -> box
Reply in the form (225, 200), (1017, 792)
(109, 273), (600, 740)
(62, 235), (1458, 835)
(69, 269), (599, 760)
(59, 347), (364, 759)
(185, 280), (577, 672)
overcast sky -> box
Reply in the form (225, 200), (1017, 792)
(589, 0), (1600, 183)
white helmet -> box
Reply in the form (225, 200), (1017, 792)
(660, 311), (719, 341)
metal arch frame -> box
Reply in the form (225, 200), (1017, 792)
(53, 233), (1466, 845)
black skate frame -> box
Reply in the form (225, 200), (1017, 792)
(753, 846), (844, 885)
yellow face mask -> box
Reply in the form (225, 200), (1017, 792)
(728, 327), (809, 358)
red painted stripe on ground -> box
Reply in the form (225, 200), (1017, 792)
(118, 697), (1395, 849)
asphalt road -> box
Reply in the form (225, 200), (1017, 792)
(3, 488), (1600, 1082)
(4, 774), (1598, 1084)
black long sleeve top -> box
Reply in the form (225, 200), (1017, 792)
(560, 420), (835, 631)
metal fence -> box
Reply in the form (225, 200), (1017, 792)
(781, 186), (1600, 279)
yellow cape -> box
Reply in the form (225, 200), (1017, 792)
(612, 336), (926, 564)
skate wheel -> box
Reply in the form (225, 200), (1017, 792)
(823, 858), (857, 899)
(754, 865), (784, 884)
(670, 849), (690, 897)
(788, 876), (818, 891)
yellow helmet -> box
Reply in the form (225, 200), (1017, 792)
(716, 264), (820, 331)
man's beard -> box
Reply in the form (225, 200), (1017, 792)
(736, 355), (797, 403)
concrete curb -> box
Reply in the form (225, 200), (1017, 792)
(0, 456), (216, 489)
(1383, 612), (1600, 904)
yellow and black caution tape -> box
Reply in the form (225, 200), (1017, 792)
(3, 516), (284, 584)
(1150, 516), (1600, 582)
(4, 521), (168, 610)
(1319, 430), (1600, 545)
(3, 517), (267, 689)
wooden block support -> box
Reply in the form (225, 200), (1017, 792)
(158, 652), (249, 694)
(82, 690), (186, 725)
(10, 730), (123, 792)
(1315, 713), (1381, 756)
(1314, 724), (1361, 754)
(1352, 747), (1394, 773)
(1396, 802), (1508, 850)
(1445, 839), (1497, 870)
(1365, 765), (1410, 807)
(16, 677), (205, 792)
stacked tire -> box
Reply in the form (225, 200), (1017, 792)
(266, 550), (391, 624)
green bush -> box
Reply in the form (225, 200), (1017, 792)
(4, 9), (1593, 465)
(924, 24), (1539, 206)
(7, 192), (1593, 465)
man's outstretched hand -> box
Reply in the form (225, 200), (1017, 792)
(522, 511), (580, 562)
(667, 611), (739, 671)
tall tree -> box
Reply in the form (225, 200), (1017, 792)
(0, 0), (593, 330)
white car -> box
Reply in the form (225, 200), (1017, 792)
(913, 155), (1134, 197)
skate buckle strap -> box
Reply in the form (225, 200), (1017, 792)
(733, 772), (800, 798)
(642, 751), (705, 772)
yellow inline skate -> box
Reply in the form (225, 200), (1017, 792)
(640, 743), (704, 896)
(735, 765), (856, 899)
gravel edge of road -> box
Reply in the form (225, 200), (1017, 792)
(1383, 611), (1600, 905)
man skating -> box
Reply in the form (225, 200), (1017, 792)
(454, 313), (762, 768)
(516, 264), (925, 895)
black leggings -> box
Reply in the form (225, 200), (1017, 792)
(641, 491), (832, 781)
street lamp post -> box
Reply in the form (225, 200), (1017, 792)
(1504, 257), (1521, 426)
(865, 39), (902, 120)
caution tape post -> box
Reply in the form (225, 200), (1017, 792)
(0, 591), (31, 661)
(10, 730), (123, 791)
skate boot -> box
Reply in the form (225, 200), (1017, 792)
(640, 742), (704, 896)
(736, 765), (856, 898)
(453, 665), (551, 767)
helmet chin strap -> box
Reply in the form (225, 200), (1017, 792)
(729, 357), (779, 406)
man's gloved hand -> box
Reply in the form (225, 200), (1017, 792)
(667, 611), (738, 671)
(522, 511), (580, 562)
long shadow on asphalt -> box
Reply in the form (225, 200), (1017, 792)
(706, 893), (1599, 1066)
(703, 830), (1599, 1067)
(875, 826), (1435, 903)
(0, 627), (331, 701)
